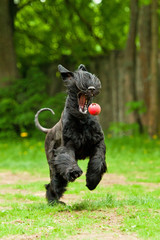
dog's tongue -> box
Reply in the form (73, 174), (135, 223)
(79, 95), (86, 109)
(79, 94), (87, 114)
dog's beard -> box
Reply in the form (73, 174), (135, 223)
(78, 93), (89, 114)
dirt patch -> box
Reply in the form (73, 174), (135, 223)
(61, 193), (82, 204)
(100, 173), (127, 186)
(1, 234), (41, 240)
(1, 210), (139, 240)
(0, 206), (12, 211)
(100, 173), (160, 189)
(69, 210), (139, 240)
(134, 181), (160, 188)
(0, 187), (33, 195)
(1, 171), (159, 189)
(0, 171), (49, 185)
(70, 232), (139, 240)
(0, 170), (81, 205)
(1, 171), (159, 206)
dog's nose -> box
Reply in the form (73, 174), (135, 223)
(88, 86), (95, 96)
(88, 86), (95, 92)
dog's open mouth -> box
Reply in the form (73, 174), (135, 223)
(78, 93), (89, 114)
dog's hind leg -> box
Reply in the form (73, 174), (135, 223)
(86, 140), (107, 190)
(44, 121), (68, 204)
(45, 172), (68, 204)
(45, 153), (68, 204)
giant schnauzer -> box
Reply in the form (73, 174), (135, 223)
(35, 64), (107, 204)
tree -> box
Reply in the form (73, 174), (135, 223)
(148, 0), (159, 136)
(0, 0), (18, 86)
(123, 0), (139, 123)
(13, 0), (130, 69)
(138, 4), (151, 128)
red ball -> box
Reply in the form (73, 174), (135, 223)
(88, 103), (101, 115)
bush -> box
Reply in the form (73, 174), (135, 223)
(108, 122), (139, 136)
(0, 67), (66, 138)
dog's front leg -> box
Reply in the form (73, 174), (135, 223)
(54, 146), (83, 182)
(86, 140), (107, 190)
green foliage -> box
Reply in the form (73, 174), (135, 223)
(126, 100), (147, 115)
(139, 0), (151, 6)
(14, 0), (130, 70)
(108, 122), (139, 135)
(108, 101), (147, 136)
(100, 0), (130, 50)
(0, 67), (66, 138)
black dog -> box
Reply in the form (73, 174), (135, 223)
(35, 64), (107, 204)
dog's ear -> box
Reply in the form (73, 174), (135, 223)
(78, 64), (87, 71)
(58, 65), (74, 80)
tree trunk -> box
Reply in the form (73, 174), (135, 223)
(117, 52), (125, 123)
(148, 0), (159, 136)
(138, 4), (151, 127)
(90, 56), (113, 130)
(110, 51), (119, 123)
(123, 0), (139, 123)
(0, 0), (18, 86)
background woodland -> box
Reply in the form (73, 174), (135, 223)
(0, 0), (159, 137)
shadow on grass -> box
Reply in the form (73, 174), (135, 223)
(29, 193), (117, 213)
(30, 193), (160, 213)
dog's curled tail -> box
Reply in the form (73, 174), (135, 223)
(35, 108), (55, 134)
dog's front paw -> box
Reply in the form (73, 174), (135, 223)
(86, 161), (107, 190)
(66, 168), (83, 182)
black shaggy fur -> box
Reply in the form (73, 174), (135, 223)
(35, 64), (107, 204)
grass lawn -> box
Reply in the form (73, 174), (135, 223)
(0, 135), (160, 239)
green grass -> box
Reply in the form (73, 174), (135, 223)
(0, 136), (160, 239)
(0, 140), (47, 175)
(107, 136), (160, 183)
